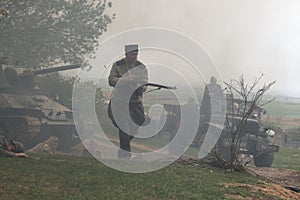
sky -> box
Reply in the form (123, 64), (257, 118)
(88, 0), (300, 98)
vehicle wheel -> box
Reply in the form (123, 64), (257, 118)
(217, 142), (231, 162)
(254, 152), (274, 167)
(216, 132), (232, 162)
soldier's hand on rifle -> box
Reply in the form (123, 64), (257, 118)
(142, 85), (147, 92)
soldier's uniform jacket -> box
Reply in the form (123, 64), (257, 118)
(0, 135), (16, 157)
(203, 83), (223, 99)
(200, 82), (224, 120)
(108, 58), (148, 103)
(108, 58), (148, 128)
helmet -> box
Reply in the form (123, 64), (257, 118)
(10, 140), (24, 153)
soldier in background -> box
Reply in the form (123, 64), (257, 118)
(0, 135), (28, 157)
(192, 77), (224, 147)
(108, 44), (148, 159)
(200, 76), (224, 122)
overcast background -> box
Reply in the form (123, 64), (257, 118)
(92, 0), (300, 98)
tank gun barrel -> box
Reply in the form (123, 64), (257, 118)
(1, 63), (82, 89)
(33, 64), (81, 75)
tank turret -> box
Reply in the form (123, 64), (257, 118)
(0, 64), (81, 90)
(0, 63), (82, 150)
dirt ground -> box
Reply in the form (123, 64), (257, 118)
(224, 181), (300, 200)
(246, 166), (300, 200)
(247, 166), (300, 188)
(177, 156), (300, 188)
(177, 156), (300, 199)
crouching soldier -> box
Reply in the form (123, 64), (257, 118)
(0, 135), (28, 157)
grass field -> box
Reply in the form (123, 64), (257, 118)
(263, 101), (300, 118)
(7, 97), (294, 199)
(0, 154), (281, 200)
(1, 132), (299, 200)
(261, 101), (300, 130)
(272, 147), (300, 170)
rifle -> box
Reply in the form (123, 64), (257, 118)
(143, 83), (177, 94)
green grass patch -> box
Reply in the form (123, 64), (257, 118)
(0, 154), (278, 200)
(272, 147), (300, 170)
(263, 101), (300, 118)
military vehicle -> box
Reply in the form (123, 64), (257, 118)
(0, 63), (81, 150)
(215, 96), (279, 167)
(160, 94), (279, 167)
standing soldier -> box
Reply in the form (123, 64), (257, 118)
(192, 76), (224, 147)
(108, 44), (148, 159)
(200, 76), (224, 122)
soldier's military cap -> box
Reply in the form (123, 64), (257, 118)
(125, 44), (138, 53)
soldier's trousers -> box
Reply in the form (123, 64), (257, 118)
(108, 101), (145, 158)
(118, 129), (133, 152)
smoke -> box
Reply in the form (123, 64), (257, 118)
(100, 0), (300, 97)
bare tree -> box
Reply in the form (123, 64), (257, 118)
(218, 74), (276, 170)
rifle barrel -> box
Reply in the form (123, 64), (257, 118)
(144, 83), (177, 90)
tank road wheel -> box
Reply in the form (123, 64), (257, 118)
(254, 152), (274, 167)
(59, 128), (80, 151)
(0, 120), (14, 140)
(13, 119), (34, 149)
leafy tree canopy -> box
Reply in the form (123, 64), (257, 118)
(0, 0), (114, 67)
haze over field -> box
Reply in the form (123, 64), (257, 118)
(92, 0), (300, 98)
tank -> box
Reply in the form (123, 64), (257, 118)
(215, 96), (280, 167)
(0, 63), (81, 150)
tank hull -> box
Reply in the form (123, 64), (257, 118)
(0, 94), (79, 150)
